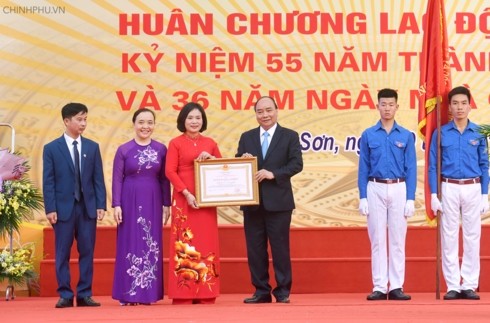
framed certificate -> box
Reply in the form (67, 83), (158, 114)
(194, 157), (259, 207)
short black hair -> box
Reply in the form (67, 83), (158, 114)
(132, 108), (156, 123)
(448, 86), (471, 102)
(254, 96), (278, 111)
(176, 102), (207, 133)
(61, 102), (88, 120)
(377, 88), (398, 101)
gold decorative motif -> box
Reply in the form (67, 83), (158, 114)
(172, 205), (218, 292)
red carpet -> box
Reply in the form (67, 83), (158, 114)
(39, 225), (490, 296)
(3, 293), (490, 322)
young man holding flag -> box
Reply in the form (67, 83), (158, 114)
(429, 86), (489, 300)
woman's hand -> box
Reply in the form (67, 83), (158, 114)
(163, 206), (170, 225)
(196, 151), (215, 161)
(113, 206), (122, 224)
(184, 191), (199, 209)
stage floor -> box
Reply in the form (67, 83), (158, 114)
(3, 293), (490, 322)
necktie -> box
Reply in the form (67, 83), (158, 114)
(262, 132), (269, 157)
(73, 141), (81, 201)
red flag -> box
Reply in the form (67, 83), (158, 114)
(417, 0), (452, 221)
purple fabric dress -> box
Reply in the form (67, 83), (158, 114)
(111, 139), (171, 304)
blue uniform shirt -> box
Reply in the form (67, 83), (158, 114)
(358, 120), (417, 200)
(428, 120), (489, 194)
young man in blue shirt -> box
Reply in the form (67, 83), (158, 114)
(429, 86), (489, 300)
(358, 88), (417, 301)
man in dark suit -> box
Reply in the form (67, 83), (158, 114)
(236, 96), (303, 304)
(43, 103), (106, 308)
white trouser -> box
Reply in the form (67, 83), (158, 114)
(367, 181), (407, 293)
(440, 181), (481, 292)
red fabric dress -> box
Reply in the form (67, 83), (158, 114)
(165, 134), (222, 300)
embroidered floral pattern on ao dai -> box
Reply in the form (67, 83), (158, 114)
(134, 145), (159, 172)
(125, 207), (160, 296)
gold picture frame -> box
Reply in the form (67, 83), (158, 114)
(194, 157), (259, 207)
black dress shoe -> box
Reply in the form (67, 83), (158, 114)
(55, 298), (73, 308)
(443, 290), (461, 300)
(77, 296), (101, 307)
(388, 288), (411, 300)
(276, 296), (290, 303)
(243, 294), (272, 304)
(366, 291), (387, 300)
(460, 289), (480, 300)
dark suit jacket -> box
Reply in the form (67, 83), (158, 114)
(236, 124), (303, 212)
(43, 135), (106, 221)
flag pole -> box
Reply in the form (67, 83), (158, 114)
(435, 96), (442, 300)
(417, 0), (450, 299)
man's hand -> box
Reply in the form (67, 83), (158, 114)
(431, 194), (442, 215)
(480, 194), (489, 214)
(97, 209), (105, 221)
(46, 212), (57, 224)
(359, 198), (369, 216)
(404, 200), (415, 217)
(255, 169), (274, 183)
